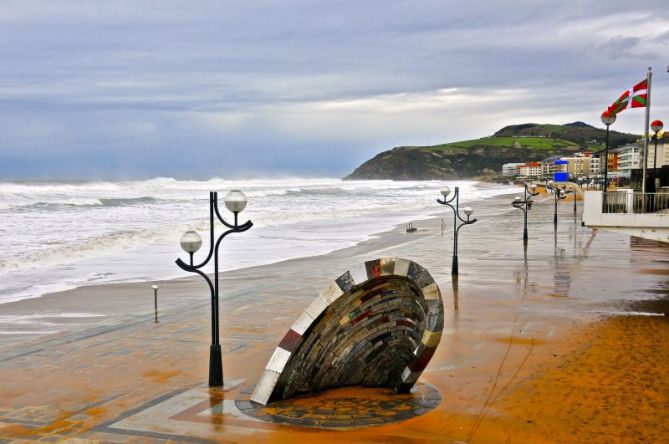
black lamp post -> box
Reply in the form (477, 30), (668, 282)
(601, 110), (616, 197)
(152, 284), (159, 323)
(651, 119), (663, 187)
(511, 182), (539, 242)
(570, 184), (577, 214)
(175, 190), (253, 387)
(437, 186), (477, 275)
(546, 180), (567, 227)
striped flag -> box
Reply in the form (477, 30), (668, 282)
(608, 90), (630, 114)
(630, 79), (647, 108)
(607, 78), (648, 114)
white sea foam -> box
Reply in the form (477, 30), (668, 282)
(0, 177), (519, 304)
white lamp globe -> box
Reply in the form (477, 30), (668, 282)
(440, 186), (451, 198)
(601, 110), (616, 126)
(224, 190), (247, 213)
(463, 207), (474, 217)
(180, 230), (202, 254)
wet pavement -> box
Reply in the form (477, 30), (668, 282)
(0, 194), (667, 442)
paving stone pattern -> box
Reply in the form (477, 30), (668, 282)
(238, 382), (441, 429)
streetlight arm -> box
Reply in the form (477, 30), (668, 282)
(214, 224), (254, 251)
(455, 218), (476, 236)
(455, 211), (471, 224)
(436, 194), (456, 205)
(512, 202), (527, 213)
(175, 258), (215, 291)
(213, 200), (253, 230)
(437, 200), (458, 217)
(180, 195), (218, 270)
(224, 219), (253, 231)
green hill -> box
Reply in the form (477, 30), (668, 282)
(344, 122), (639, 180)
(421, 136), (579, 152)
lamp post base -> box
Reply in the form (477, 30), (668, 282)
(209, 344), (223, 387)
(451, 255), (458, 275)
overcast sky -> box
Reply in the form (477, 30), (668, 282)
(1, 1), (668, 179)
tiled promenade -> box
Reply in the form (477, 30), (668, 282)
(0, 197), (667, 442)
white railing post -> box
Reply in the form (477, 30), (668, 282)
(625, 189), (633, 214)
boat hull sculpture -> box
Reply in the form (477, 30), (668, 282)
(251, 258), (444, 405)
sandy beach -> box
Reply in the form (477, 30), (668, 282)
(0, 192), (668, 443)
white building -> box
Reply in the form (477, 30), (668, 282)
(561, 155), (591, 176)
(589, 156), (602, 175)
(502, 162), (524, 177)
(517, 162), (542, 178)
(615, 144), (640, 177)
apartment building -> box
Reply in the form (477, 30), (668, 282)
(501, 162), (524, 177)
(517, 162), (542, 178)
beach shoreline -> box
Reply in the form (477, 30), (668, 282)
(1, 190), (522, 348)
(0, 178), (518, 307)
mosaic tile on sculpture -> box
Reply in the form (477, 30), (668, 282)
(319, 281), (344, 304)
(335, 271), (355, 292)
(290, 312), (314, 336)
(392, 258), (411, 277)
(407, 262), (434, 289)
(265, 347), (292, 373)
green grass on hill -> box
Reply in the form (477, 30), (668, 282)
(419, 136), (580, 153)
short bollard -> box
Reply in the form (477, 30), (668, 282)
(152, 285), (159, 323)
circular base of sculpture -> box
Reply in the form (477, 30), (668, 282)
(236, 382), (441, 429)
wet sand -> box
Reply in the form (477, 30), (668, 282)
(0, 192), (668, 442)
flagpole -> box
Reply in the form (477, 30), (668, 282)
(642, 66), (652, 194)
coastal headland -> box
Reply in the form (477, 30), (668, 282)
(344, 122), (639, 180)
(0, 193), (667, 442)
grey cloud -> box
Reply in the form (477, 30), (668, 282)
(1, 0), (669, 179)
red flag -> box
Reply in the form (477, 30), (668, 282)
(630, 78), (647, 108)
(633, 79), (647, 92)
(608, 90), (629, 114)
(606, 78), (648, 114)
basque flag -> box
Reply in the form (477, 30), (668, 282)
(608, 78), (647, 114)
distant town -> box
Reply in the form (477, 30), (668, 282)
(501, 136), (667, 189)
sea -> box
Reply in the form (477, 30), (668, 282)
(0, 178), (518, 305)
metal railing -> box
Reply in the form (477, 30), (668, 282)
(603, 192), (669, 214)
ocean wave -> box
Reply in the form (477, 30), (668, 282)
(0, 181), (121, 195)
(0, 225), (181, 273)
(0, 196), (162, 210)
(1, 199), (103, 210)
(99, 196), (158, 206)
